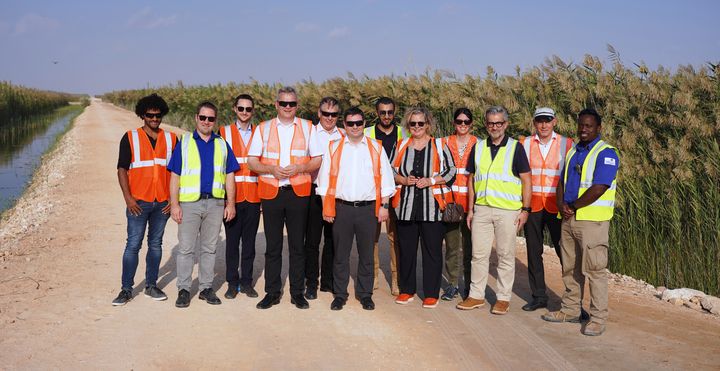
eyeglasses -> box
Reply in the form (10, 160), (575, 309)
(321, 110), (339, 118)
(236, 106), (253, 113)
(379, 110), (394, 116)
(144, 113), (163, 119)
(408, 121), (426, 128)
(454, 119), (472, 126)
(344, 120), (364, 127)
(198, 115), (216, 122)
(486, 121), (505, 128)
(278, 101), (298, 107)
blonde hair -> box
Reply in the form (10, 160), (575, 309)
(401, 106), (435, 135)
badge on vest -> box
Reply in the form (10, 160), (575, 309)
(604, 157), (616, 166)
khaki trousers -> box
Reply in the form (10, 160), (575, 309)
(559, 217), (610, 325)
(373, 209), (399, 293)
(469, 205), (520, 301)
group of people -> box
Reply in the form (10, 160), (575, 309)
(113, 88), (619, 336)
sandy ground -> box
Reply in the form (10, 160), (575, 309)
(0, 100), (719, 370)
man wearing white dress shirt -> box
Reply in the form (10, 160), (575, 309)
(316, 107), (396, 311)
(247, 86), (323, 310)
(304, 97), (344, 300)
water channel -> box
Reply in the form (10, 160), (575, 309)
(0, 106), (84, 214)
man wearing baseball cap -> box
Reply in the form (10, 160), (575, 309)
(519, 107), (573, 311)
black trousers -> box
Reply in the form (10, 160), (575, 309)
(332, 203), (376, 300)
(304, 186), (334, 290)
(523, 209), (562, 302)
(261, 188), (309, 296)
(224, 201), (261, 287)
(396, 220), (446, 299)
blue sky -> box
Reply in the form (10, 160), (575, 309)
(1, 0), (718, 95)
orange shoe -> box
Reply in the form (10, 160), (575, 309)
(422, 297), (439, 308)
(395, 293), (414, 305)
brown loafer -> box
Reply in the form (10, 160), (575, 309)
(491, 300), (510, 315)
(456, 297), (485, 310)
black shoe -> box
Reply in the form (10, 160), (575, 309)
(330, 297), (346, 311)
(360, 297), (375, 311)
(290, 294), (310, 309)
(112, 289), (133, 306)
(239, 284), (259, 298)
(175, 289), (191, 308)
(224, 285), (238, 299)
(522, 300), (548, 312)
(305, 287), (318, 300)
(199, 288), (222, 305)
(144, 286), (168, 301)
(581, 308), (591, 322)
(319, 286), (333, 293)
(256, 294), (281, 309)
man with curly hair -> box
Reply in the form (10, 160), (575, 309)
(113, 93), (177, 306)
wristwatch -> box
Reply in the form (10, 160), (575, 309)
(381, 203), (390, 209)
(521, 206), (532, 212)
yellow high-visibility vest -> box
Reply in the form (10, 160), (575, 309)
(473, 138), (523, 210)
(178, 133), (227, 202)
(564, 140), (618, 221)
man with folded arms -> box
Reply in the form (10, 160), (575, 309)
(317, 107), (395, 310)
(168, 101), (238, 308)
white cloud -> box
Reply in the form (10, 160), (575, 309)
(126, 7), (177, 29)
(295, 22), (318, 33)
(14, 14), (60, 35)
(327, 26), (349, 39)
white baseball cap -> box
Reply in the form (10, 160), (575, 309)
(533, 107), (556, 119)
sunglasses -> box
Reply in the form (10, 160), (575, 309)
(408, 121), (426, 128)
(144, 113), (163, 119)
(486, 121), (505, 128)
(344, 120), (364, 127)
(236, 106), (253, 113)
(198, 115), (216, 122)
(321, 110), (339, 118)
(278, 101), (298, 107)
(379, 110), (394, 116)
(454, 119), (472, 126)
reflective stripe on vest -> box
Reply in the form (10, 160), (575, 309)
(221, 124), (259, 203)
(563, 140), (618, 221)
(257, 118), (313, 199)
(473, 137), (523, 210)
(522, 134), (572, 213)
(178, 133), (227, 202)
(127, 128), (175, 202)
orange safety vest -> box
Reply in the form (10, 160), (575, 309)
(220, 123), (259, 203)
(127, 128), (177, 202)
(521, 134), (573, 213)
(256, 118), (313, 199)
(444, 135), (478, 212)
(391, 137), (453, 210)
(322, 138), (382, 217)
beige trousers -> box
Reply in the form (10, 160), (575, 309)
(373, 210), (399, 293)
(559, 217), (610, 325)
(469, 205), (520, 301)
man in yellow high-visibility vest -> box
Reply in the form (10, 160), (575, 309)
(168, 101), (239, 308)
(542, 108), (619, 337)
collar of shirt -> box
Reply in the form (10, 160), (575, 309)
(235, 120), (252, 132)
(275, 116), (298, 126)
(343, 136), (368, 145)
(576, 136), (602, 152)
(317, 124), (340, 135)
(533, 131), (557, 143)
(487, 134), (509, 148)
(192, 130), (220, 141)
(376, 124), (397, 137)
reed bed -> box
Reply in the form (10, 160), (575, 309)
(0, 81), (76, 121)
(102, 54), (720, 295)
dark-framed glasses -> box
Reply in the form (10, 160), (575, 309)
(321, 110), (339, 118)
(278, 101), (298, 107)
(198, 115), (216, 122)
(408, 121), (426, 128)
(236, 106), (253, 113)
(144, 113), (163, 119)
(454, 119), (472, 126)
(486, 121), (505, 128)
(344, 120), (364, 127)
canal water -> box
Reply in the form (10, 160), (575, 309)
(0, 106), (83, 214)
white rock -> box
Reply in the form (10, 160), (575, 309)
(661, 288), (706, 302)
(700, 296), (720, 315)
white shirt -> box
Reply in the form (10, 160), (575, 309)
(311, 124), (344, 184)
(534, 131), (557, 160)
(248, 117), (323, 186)
(316, 136), (396, 201)
(235, 120), (252, 146)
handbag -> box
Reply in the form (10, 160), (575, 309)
(441, 186), (465, 223)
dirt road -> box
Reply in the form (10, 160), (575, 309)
(1, 100), (718, 370)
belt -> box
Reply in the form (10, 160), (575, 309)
(199, 193), (217, 199)
(337, 199), (374, 207)
(279, 185), (293, 190)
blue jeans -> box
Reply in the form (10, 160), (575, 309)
(121, 200), (170, 289)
